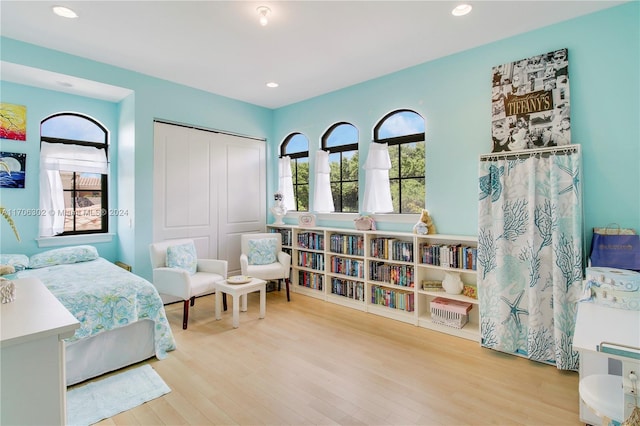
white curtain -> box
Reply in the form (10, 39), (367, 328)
(39, 170), (66, 236)
(40, 142), (108, 174)
(39, 142), (108, 237)
(278, 156), (296, 211)
(477, 146), (583, 370)
(313, 150), (334, 213)
(362, 142), (393, 213)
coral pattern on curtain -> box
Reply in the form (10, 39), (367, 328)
(477, 146), (583, 370)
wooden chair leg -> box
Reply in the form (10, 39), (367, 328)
(182, 299), (190, 330)
(285, 278), (291, 302)
(190, 296), (195, 307)
(222, 293), (227, 311)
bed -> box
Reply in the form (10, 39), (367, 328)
(4, 245), (176, 385)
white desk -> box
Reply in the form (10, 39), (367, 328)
(1, 278), (80, 425)
(573, 301), (640, 425)
(215, 277), (266, 328)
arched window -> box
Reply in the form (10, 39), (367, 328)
(281, 133), (309, 211)
(373, 110), (425, 213)
(40, 113), (109, 236)
(321, 122), (359, 212)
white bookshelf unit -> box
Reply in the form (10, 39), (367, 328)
(268, 225), (479, 342)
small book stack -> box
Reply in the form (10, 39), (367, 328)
(422, 280), (443, 291)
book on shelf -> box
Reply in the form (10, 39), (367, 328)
(298, 270), (324, 290)
(369, 261), (414, 287)
(421, 280), (443, 291)
(329, 233), (364, 256)
(297, 231), (325, 250)
(370, 285), (415, 312)
(419, 243), (477, 270)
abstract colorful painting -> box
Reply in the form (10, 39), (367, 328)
(0, 152), (27, 188)
(0, 103), (27, 141)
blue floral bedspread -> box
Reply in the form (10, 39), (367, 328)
(17, 258), (176, 359)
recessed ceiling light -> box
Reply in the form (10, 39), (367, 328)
(266, 82), (279, 88)
(452, 4), (472, 17)
(52, 5), (78, 19)
(257, 6), (271, 26)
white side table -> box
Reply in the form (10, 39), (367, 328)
(215, 277), (266, 328)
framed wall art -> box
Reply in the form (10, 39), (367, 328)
(0, 152), (27, 188)
(0, 103), (27, 141)
(491, 48), (570, 153)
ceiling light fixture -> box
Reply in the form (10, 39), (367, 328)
(52, 5), (78, 19)
(452, 4), (472, 17)
(266, 82), (279, 88)
(257, 6), (271, 26)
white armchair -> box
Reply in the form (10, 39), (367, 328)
(149, 239), (227, 329)
(240, 233), (291, 301)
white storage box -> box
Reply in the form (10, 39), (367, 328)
(584, 267), (640, 311)
(430, 297), (472, 329)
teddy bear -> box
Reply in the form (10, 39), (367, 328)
(413, 209), (437, 235)
(0, 264), (16, 276)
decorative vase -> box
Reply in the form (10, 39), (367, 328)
(442, 272), (463, 295)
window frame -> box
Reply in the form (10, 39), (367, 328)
(373, 109), (425, 214)
(40, 112), (109, 235)
(281, 132), (309, 212)
(321, 122), (359, 213)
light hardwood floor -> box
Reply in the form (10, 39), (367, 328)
(96, 289), (581, 425)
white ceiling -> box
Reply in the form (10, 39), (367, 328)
(0, 1), (626, 109)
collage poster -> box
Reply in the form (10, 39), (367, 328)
(491, 48), (570, 153)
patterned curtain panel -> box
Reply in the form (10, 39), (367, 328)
(477, 147), (583, 370)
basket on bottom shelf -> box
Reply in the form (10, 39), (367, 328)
(430, 297), (472, 329)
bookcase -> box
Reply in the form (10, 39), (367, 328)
(267, 225), (479, 341)
(415, 234), (479, 341)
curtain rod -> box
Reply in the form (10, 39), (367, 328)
(479, 144), (580, 161)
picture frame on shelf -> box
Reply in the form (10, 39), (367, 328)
(298, 213), (316, 227)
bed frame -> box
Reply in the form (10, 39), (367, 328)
(65, 319), (156, 385)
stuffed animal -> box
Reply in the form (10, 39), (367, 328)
(0, 264), (16, 276)
(413, 209), (437, 235)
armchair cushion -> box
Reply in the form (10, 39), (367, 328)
(166, 242), (197, 275)
(248, 238), (277, 265)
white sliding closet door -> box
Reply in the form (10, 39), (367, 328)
(216, 132), (266, 274)
(153, 122), (265, 272)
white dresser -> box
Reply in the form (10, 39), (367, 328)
(1, 278), (80, 425)
(573, 301), (640, 425)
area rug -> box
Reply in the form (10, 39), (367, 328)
(67, 364), (171, 426)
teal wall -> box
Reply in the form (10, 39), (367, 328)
(272, 2), (639, 240)
(0, 83), (120, 260)
(0, 2), (638, 280)
(0, 38), (273, 280)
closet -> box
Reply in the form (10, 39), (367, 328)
(153, 121), (265, 275)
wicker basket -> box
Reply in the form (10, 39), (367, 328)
(430, 297), (472, 329)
